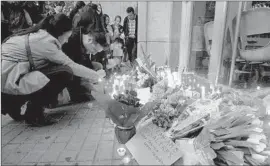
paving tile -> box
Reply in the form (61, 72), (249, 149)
(16, 143), (36, 153)
(2, 152), (28, 165)
(101, 133), (115, 141)
(65, 141), (84, 151)
(57, 151), (78, 162)
(54, 136), (72, 143)
(2, 129), (24, 144)
(89, 127), (103, 134)
(76, 150), (96, 161)
(95, 141), (114, 161)
(2, 143), (21, 153)
(93, 159), (112, 165)
(96, 111), (106, 119)
(81, 141), (99, 151)
(85, 133), (102, 141)
(70, 129), (89, 142)
(112, 159), (124, 165)
(103, 127), (114, 135)
(21, 151), (45, 163)
(74, 161), (93, 165)
(10, 132), (30, 143)
(54, 130), (75, 143)
(37, 162), (54, 166)
(39, 150), (61, 163)
(47, 143), (67, 152)
(19, 162), (38, 165)
(33, 143), (52, 151)
(54, 161), (77, 165)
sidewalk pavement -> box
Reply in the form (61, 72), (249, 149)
(1, 101), (138, 166)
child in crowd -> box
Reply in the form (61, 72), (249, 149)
(107, 38), (125, 73)
(111, 15), (124, 42)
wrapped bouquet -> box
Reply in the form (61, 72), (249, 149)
(194, 107), (270, 166)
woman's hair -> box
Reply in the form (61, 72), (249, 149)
(115, 15), (121, 22)
(69, 1), (85, 21)
(92, 32), (109, 48)
(89, 3), (103, 15)
(73, 7), (96, 34)
(103, 14), (109, 26)
(3, 13), (72, 43)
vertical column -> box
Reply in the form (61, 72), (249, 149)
(137, 2), (148, 57)
(178, 1), (194, 73)
(208, 2), (228, 84)
(169, 1), (182, 70)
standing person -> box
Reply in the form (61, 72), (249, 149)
(1, 14), (105, 126)
(69, 1), (85, 21)
(111, 15), (124, 42)
(54, 1), (65, 14)
(103, 14), (113, 44)
(123, 7), (138, 63)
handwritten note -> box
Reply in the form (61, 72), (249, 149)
(126, 123), (183, 165)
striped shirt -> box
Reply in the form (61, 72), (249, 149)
(128, 18), (136, 38)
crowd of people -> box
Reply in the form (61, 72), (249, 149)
(1, 1), (138, 127)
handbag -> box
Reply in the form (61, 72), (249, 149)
(15, 34), (50, 95)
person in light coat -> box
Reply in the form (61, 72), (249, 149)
(1, 13), (105, 126)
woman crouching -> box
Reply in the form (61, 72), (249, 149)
(1, 14), (105, 126)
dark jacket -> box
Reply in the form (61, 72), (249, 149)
(62, 27), (94, 69)
(123, 15), (138, 40)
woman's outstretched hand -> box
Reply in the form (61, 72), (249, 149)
(97, 69), (106, 78)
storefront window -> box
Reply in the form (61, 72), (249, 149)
(218, 1), (270, 91)
(188, 1), (216, 77)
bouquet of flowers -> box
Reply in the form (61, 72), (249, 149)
(166, 99), (222, 140)
(113, 90), (142, 107)
(194, 107), (270, 166)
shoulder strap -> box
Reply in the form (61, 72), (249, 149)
(25, 33), (36, 71)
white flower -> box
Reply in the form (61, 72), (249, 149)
(253, 143), (267, 153)
(251, 153), (268, 163)
(251, 118), (263, 127)
(252, 127), (263, 133)
(247, 138), (260, 145)
(249, 133), (267, 142)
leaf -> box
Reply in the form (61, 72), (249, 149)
(211, 142), (226, 150)
(211, 128), (231, 137)
(224, 140), (257, 149)
(244, 155), (264, 166)
(217, 150), (245, 165)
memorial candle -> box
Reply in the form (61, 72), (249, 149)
(201, 86), (205, 99)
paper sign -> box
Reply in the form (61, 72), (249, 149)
(126, 123), (183, 165)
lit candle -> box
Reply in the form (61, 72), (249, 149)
(117, 147), (126, 157)
(201, 86), (205, 99)
(122, 155), (131, 165)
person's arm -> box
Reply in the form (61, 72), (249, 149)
(40, 40), (101, 83)
(123, 17), (128, 36)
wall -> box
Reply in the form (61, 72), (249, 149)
(138, 1), (182, 67)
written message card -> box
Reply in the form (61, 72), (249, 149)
(126, 123), (183, 165)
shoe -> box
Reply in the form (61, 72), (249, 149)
(26, 116), (57, 127)
(24, 101), (56, 127)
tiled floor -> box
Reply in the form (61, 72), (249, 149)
(2, 101), (270, 165)
(1, 102), (138, 166)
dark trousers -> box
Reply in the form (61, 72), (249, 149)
(126, 37), (137, 63)
(1, 65), (73, 119)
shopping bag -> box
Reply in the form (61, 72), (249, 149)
(57, 88), (70, 105)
